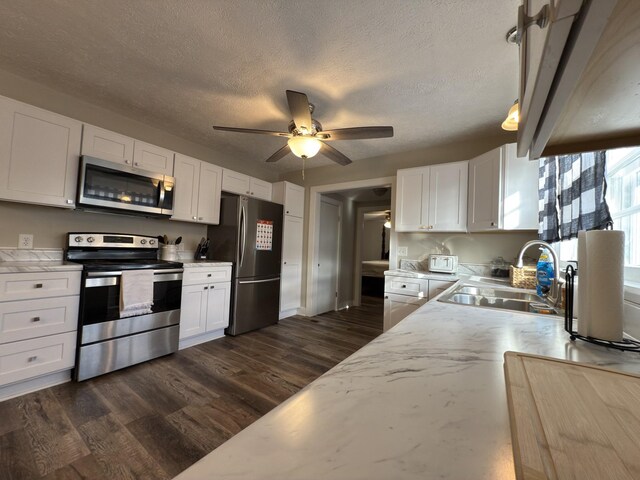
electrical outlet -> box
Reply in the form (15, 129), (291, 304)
(397, 246), (408, 257)
(18, 234), (34, 250)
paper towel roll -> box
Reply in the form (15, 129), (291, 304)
(577, 231), (590, 335)
(585, 230), (625, 341)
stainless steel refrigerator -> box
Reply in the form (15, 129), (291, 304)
(207, 194), (283, 335)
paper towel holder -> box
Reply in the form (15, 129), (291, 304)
(564, 265), (640, 352)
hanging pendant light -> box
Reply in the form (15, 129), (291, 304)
(288, 135), (322, 159)
(501, 100), (519, 131)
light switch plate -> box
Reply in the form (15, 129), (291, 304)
(397, 246), (408, 257)
(18, 234), (34, 249)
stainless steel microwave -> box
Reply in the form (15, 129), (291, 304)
(77, 156), (175, 217)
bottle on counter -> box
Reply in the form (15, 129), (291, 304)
(536, 248), (554, 296)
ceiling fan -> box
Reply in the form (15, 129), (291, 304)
(212, 90), (394, 166)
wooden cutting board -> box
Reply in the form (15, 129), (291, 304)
(504, 351), (640, 480)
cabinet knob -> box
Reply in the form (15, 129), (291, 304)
(284, 261), (287, 264)
(207, 274), (211, 277)
(401, 284), (406, 288)
(192, 216), (197, 220)
(32, 316), (41, 322)
(134, 162), (140, 166)
(34, 283), (43, 289)
(211, 285), (215, 289)
(66, 199), (74, 204)
(204, 286), (209, 290)
(198, 217), (203, 221)
(491, 222), (496, 227)
(250, 192), (254, 195)
(28, 356), (37, 362)
(429, 225), (433, 230)
(286, 210), (289, 214)
(246, 191), (250, 194)
(125, 160), (130, 164)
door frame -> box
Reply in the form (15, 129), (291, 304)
(306, 176), (396, 317)
(317, 195), (342, 313)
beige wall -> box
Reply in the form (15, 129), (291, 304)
(0, 201), (206, 252)
(395, 231), (538, 268)
(362, 218), (387, 261)
(0, 68), (278, 182)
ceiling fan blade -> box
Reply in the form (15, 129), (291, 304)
(320, 142), (352, 166)
(212, 126), (290, 137)
(317, 126), (394, 141)
(286, 90), (313, 133)
(265, 144), (290, 163)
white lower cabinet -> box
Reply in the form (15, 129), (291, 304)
(383, 275), (455, 332)
(179, 265), (231, 349)
(0, 270), (81, 400)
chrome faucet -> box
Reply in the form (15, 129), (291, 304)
(515, 240), (562, 307)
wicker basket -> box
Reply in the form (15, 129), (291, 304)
(510, 265), (537, 289)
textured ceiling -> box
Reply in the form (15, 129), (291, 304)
(0, 0), (519, 173)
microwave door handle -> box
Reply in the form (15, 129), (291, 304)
(158, 180), (166, 208)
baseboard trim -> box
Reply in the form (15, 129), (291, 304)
(0, 370), (71, 402)
(179, 329), (226, 350)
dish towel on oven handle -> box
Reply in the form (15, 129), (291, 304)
(119, 270), (154, 318)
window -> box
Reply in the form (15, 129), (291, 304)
(552, 146), (640, 283)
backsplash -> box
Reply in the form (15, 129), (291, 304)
(0, 248), (63, 262)
(395, 231), (538, 269)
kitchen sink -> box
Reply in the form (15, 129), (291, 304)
(439, 284), (559, 315)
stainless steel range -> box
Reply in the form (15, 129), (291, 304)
(66, 233), (183, 381)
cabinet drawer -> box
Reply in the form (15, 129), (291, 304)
(0, 271), (81, 302)
(183, 267), (231, 285)
(0, 296), (79, 344)
(384, 277), (428, 297)
(0, 331), (76, 387)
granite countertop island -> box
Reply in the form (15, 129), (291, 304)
(175, 279), (640, 480)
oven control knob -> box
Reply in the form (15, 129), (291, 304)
(87, 237), (95, 243)
(140, 239), (147, 245)
(149, 239), (156, 245)
(74, 236), (83, 243)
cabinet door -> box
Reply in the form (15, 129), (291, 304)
(395, 167), (429, 231)
(206, 282), (230, 331)
(179, 284), (208, 339)
(383, 294), (425, 332)
(427, 280), (455, 301)
(81, 124), (134, 165)
(0, 97), (81, 208)
(250, 178), (272, 201)
(467, 147), (501, 231)
(222, 169), (251, 195)
(428, 161), (468, 232)
(503, 144), (539, 230)
(284, 182), (305, 217)
(172, 153), (200, 222)
(281, 215), (303, 312)
(133, 140), (174, 175)
(197, 162), (223, 224)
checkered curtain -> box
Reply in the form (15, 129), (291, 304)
(538, 151), (612, 242)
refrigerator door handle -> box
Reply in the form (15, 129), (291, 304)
(238, 277), (280, 285)
(239, 203), (247, 268)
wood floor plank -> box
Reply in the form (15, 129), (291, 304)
(0, 298), (382, 479)
(78, 413), (169, 480)
(125, 414), (205, 478)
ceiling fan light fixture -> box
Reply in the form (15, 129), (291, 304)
(288, 135), (321, 159)
(501, 101), (520, 131)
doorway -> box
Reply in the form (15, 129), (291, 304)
(306, 176), (396, 317)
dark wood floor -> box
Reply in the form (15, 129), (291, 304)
(0, 297), (382, 480)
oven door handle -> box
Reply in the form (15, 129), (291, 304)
(85, 271), (183, 288)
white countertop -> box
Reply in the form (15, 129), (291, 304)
(0, 260), (83, 273)
(385, 268), (460, 282)
(180, 260), (233, 268)
(174, 279), (640, 480)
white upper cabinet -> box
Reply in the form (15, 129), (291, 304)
(172, 153), (222, 225)
(395, 162), (468, 232)
(517, 0), (630, 158)
(82, 125), (174, 175)
(272, 181), (305, 218)
(81, 124), (134, 165)
(0, 95), (81, 208)
(132, 140), (174, 175)
(468, 144), (538, 232)
(222, 168), (272, 201)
